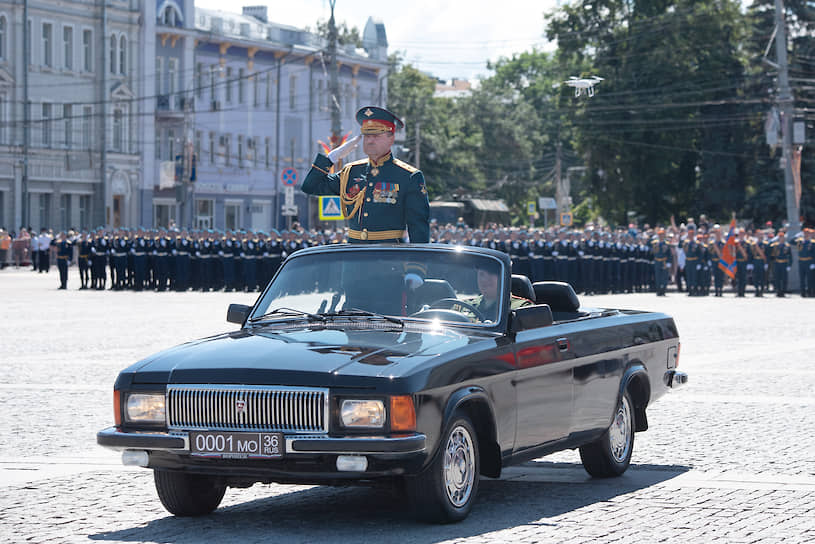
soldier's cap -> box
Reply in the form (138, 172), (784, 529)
(404, 262), (427, 277)
(657, 228), (666, 234)
(356, 106), (404, 134)
(687, 224), (696, 230)
(804, 227), (814, 233)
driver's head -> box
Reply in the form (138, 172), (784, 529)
(476, 266), (500, 302)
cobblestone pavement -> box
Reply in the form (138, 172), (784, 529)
(1, 267), (814, 543)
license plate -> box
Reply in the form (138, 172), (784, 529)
(190, 432), (284, 458)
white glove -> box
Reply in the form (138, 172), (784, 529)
(404, 273), (424, 290)
(810, 264), (815, 270)
(786, 266), (791, 272)
(327, 135), (361, 163)
(552, 251), (559, 256)
(696, 264), (701, 271)
(746, 264), (754, 271)
(665, 263), (670, 270)
(764, 264), (769, 270)
(218, 250), (224, 256)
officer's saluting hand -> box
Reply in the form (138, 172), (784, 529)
(302, 106), (430, 243)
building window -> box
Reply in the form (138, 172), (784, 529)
(82, 106), (92, 149)
(208, 132), (215, 164)
(109, 34), (116, 74)
(42, 23), (53, 67)
(155, 128), (161, 159)
(63, 26), (73, 70)
(153, 201), (177, 228)
(289, 75), (296, 110)
(238, 68), (245, 104)
(223, 134), (231, 165)
(252, 136), (258, 167)
(38, 193), (52, 228)
(79, 195), (90, 229)
(63, 103), (72, 148)
(253, 74), (259, 106)
(196, 63), (204, 98)
(0, 16), (6, 60)
(0, 94), (6, 144)
(266, 72), (271, 108)
(225, 67), (233, 103)
(195, 199), (214, 230)
(265, 137), (270, 169)
(59, 194), (71, 230)
(167, 128), (175, 162)
(119, 35), (126, 75)
(155, 57), (163, 96)
(210, 65), (217, 101)
(82, 29), (92, 71)
(237, 135), (243, 167)
(195, 131), (202, 165)
(112, 109), (123, 151)
(225, 202), (241, 230)
(168, 58), (178, 107)
(41, 103), (52, 146)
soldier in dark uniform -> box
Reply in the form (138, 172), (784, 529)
(749, 230), (769, 297)
(131, 229), (148, 291)
(77, 232), (92, 289)
(174, 229), (191, 291)
(302, 106), (430, 243)
(683, 227), (700, 296)
(733, 229), (750, 297)
(651, 229), (672, 296)
(770, 230), (792, 297)
(55, 231), (73, 289)
(111, 230), (129, 290)
(795, 228), (814, 297)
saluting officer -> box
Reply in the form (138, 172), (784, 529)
(770, 230), (792, 297)
(302, 106), (430, 243)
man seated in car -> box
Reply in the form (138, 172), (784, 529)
(464, 266), (533, 322)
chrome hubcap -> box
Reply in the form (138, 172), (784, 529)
(443, 425), (475, 508)
(608, 395), (632, 463)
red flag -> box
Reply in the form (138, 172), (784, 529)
(718, 219), (737, 280)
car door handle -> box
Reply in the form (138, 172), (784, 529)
(556, 338), (570, 351)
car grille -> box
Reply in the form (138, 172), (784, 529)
(167, 385), (329, 434)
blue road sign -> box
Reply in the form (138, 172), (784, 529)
(318, 196), (344, 220)
(281, 167), (298, 186)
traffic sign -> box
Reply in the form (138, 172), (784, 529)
(527, 201), (536, 216)
(318, 196), (344, 221)
(560, 212), (573, 227)
(281, 167), (298, 186)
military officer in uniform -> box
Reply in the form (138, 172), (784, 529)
(464, 265), (533, 323)
(651, 229), (672, 296)
(302, 106), (430, 243)
(77, 232), (92, 289)
(770, 230), (792, 296)
(55, 231), (73, 289)
(795, 228), (814, 297)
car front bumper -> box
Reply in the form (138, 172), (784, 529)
(97, 427), (428, 481)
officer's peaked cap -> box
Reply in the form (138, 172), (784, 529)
(356, 106), (404, 134)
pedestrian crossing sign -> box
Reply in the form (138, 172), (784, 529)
(318, 196), (344, 220)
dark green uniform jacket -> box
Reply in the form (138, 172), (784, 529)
(302, 152), (430, 243)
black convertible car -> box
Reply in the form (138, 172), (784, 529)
(98, 244), (686, 523)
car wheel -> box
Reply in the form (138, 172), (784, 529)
(579, 390), (635, 478)
(153, 469), (226, 516)
(405, 414), (480, 523)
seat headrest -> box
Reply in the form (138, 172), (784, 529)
(532, 281), (580, 312)
(511, 274), (536, 302)
(415, 279), (456, 301)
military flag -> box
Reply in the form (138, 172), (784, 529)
(718, 218), (738, 279)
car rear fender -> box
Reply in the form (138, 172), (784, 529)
(619, 362), (651, 432)
(442, 387), (502, 478)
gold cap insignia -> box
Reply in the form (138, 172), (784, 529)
(364, 108), (374, 117)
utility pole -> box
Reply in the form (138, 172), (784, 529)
(327, 0), (342, 150)
(774, 0), (801, 288)
(554, 141), (564, 222)
(22, 0), (29, 227)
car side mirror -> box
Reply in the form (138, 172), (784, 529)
(509, 304), (554, 333)
(227, 303), (251, 325)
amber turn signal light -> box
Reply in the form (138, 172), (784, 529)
(389, 395), (416, 432)
(113, 390), (121, 426)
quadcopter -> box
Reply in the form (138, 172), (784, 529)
(563, 76), (604, 97)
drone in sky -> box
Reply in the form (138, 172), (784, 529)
(563, 76), (604, 97)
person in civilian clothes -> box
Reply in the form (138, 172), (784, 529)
(302, 106), (429, 243)
(38, 228), (52, 273)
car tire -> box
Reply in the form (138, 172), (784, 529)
(153, 469), (226, 516)
(579, 390), (635, 478)
(405, 414), (480, 523)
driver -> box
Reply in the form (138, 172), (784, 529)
(465, 266), (533, 322)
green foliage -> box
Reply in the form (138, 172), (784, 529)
(308, 19), (362, 47)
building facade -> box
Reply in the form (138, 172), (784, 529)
(0, 0), (388, 232)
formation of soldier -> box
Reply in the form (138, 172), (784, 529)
(21, 218), (815, 297)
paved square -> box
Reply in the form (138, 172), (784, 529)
(2, 267), (814, 543)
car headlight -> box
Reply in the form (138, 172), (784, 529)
(340, 399), (385, 428)
(125, 393), (166, 424)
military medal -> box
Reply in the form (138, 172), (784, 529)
(370, 167), (379, 177)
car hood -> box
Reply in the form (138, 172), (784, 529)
(128, 323), (496, 387)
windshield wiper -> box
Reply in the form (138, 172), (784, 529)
(320, 308), (404, 326)
(249, 307), (326, 323)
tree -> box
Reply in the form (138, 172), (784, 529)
(307, 19), (362, 47)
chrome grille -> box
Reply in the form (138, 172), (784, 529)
(167, 385), (329, 433)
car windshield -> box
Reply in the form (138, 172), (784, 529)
(250, 248), (505, 325)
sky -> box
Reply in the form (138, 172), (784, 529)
(192, 0), (560, 81)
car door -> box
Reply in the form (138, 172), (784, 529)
(511, 327), (574, 453)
